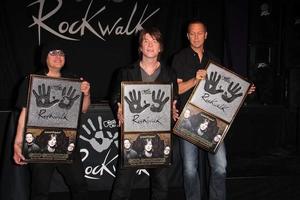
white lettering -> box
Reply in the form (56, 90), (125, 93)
(28, 0), (160, 44)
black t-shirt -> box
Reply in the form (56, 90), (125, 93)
(171, 47), (220, 110)
(16, 70), (79, 109)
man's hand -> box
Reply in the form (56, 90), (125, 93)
(196, 69), (207, 80)
(172, 100), (179, 121)
(13, 143), (27, 165)
(248, 84), (256, 95)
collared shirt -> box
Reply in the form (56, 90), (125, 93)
(172, 47), (220, 110)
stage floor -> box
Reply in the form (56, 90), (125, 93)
(49, 147), (300, 200)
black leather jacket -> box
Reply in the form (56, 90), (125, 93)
(109, 61), (178, 115)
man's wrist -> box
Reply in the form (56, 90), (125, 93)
(14, 142), (22, 147)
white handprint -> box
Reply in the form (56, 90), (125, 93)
(80, 116), (118, 153)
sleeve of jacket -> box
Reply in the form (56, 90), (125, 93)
(109, 68), (124, 117)
(169, 67), (179, 101)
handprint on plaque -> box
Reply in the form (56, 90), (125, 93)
(58, 86), (80, 110)
(33, 84), (59, 108)
(80, 116), (118, 153)
(124, 89), (150, 113)
(221, 82), (243, 103)
(150, 89), (170, 112)
(204, 71), (224, 94)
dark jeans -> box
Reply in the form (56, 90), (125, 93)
(30, 149), (88, 200)
(181, 139), (227, 200)
(111, 167), (168, 200)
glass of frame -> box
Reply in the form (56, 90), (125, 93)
(121, 82), (172, 132)
(23, 75), (83, 163)
(173, 103), (229, 153)
(190, 62), (251, 123)
(121, 132), (171, 168)
(26, 75), (83, 128)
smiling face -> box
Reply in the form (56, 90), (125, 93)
(140, 33), (161, 60)
(46, 50), (65, 71)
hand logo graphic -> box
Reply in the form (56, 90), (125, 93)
(124, 89), (150, 113)
(33, 84), (59, 108)
(80, 116), (118, 153)
(222, 82), (243, 103)
(150, 89), (169, 112)
(204, 71), (224, 94)
(58, 86), (80, 109)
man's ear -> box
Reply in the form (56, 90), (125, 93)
(187, 33), (190, 40)
(205, 32), (208, 39)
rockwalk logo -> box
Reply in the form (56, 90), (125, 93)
(80, 115), (118, 179)
(79, 115), (149, 179)
(27, 0), (160, 44)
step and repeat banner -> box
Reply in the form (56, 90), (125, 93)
(1, 0), (223, 104)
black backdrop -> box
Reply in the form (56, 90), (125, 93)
(0, 0), (224, 109)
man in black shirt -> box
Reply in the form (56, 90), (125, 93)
(172, 20), (227, 200)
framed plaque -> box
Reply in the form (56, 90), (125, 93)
(121, 82), (172, 167)
(173, 61), (251, 153)
(122, 132), (171, 168)
(22, 75), (83, 163)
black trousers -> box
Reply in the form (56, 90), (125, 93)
(30, 149), (88, 200)
(110, 167), (168, 200)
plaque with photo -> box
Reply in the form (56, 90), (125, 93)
(120, 82), (173, 167)
(23, 75), (83, 163)
(173, 61), (251, 153)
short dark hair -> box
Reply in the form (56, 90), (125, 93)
(138, 27), (163, 59)
(187, 19), (207, 33)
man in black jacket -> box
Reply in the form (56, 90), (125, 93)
(110, 27), (178, 200)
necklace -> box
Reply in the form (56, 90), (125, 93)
(140, 61), (160, 75)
